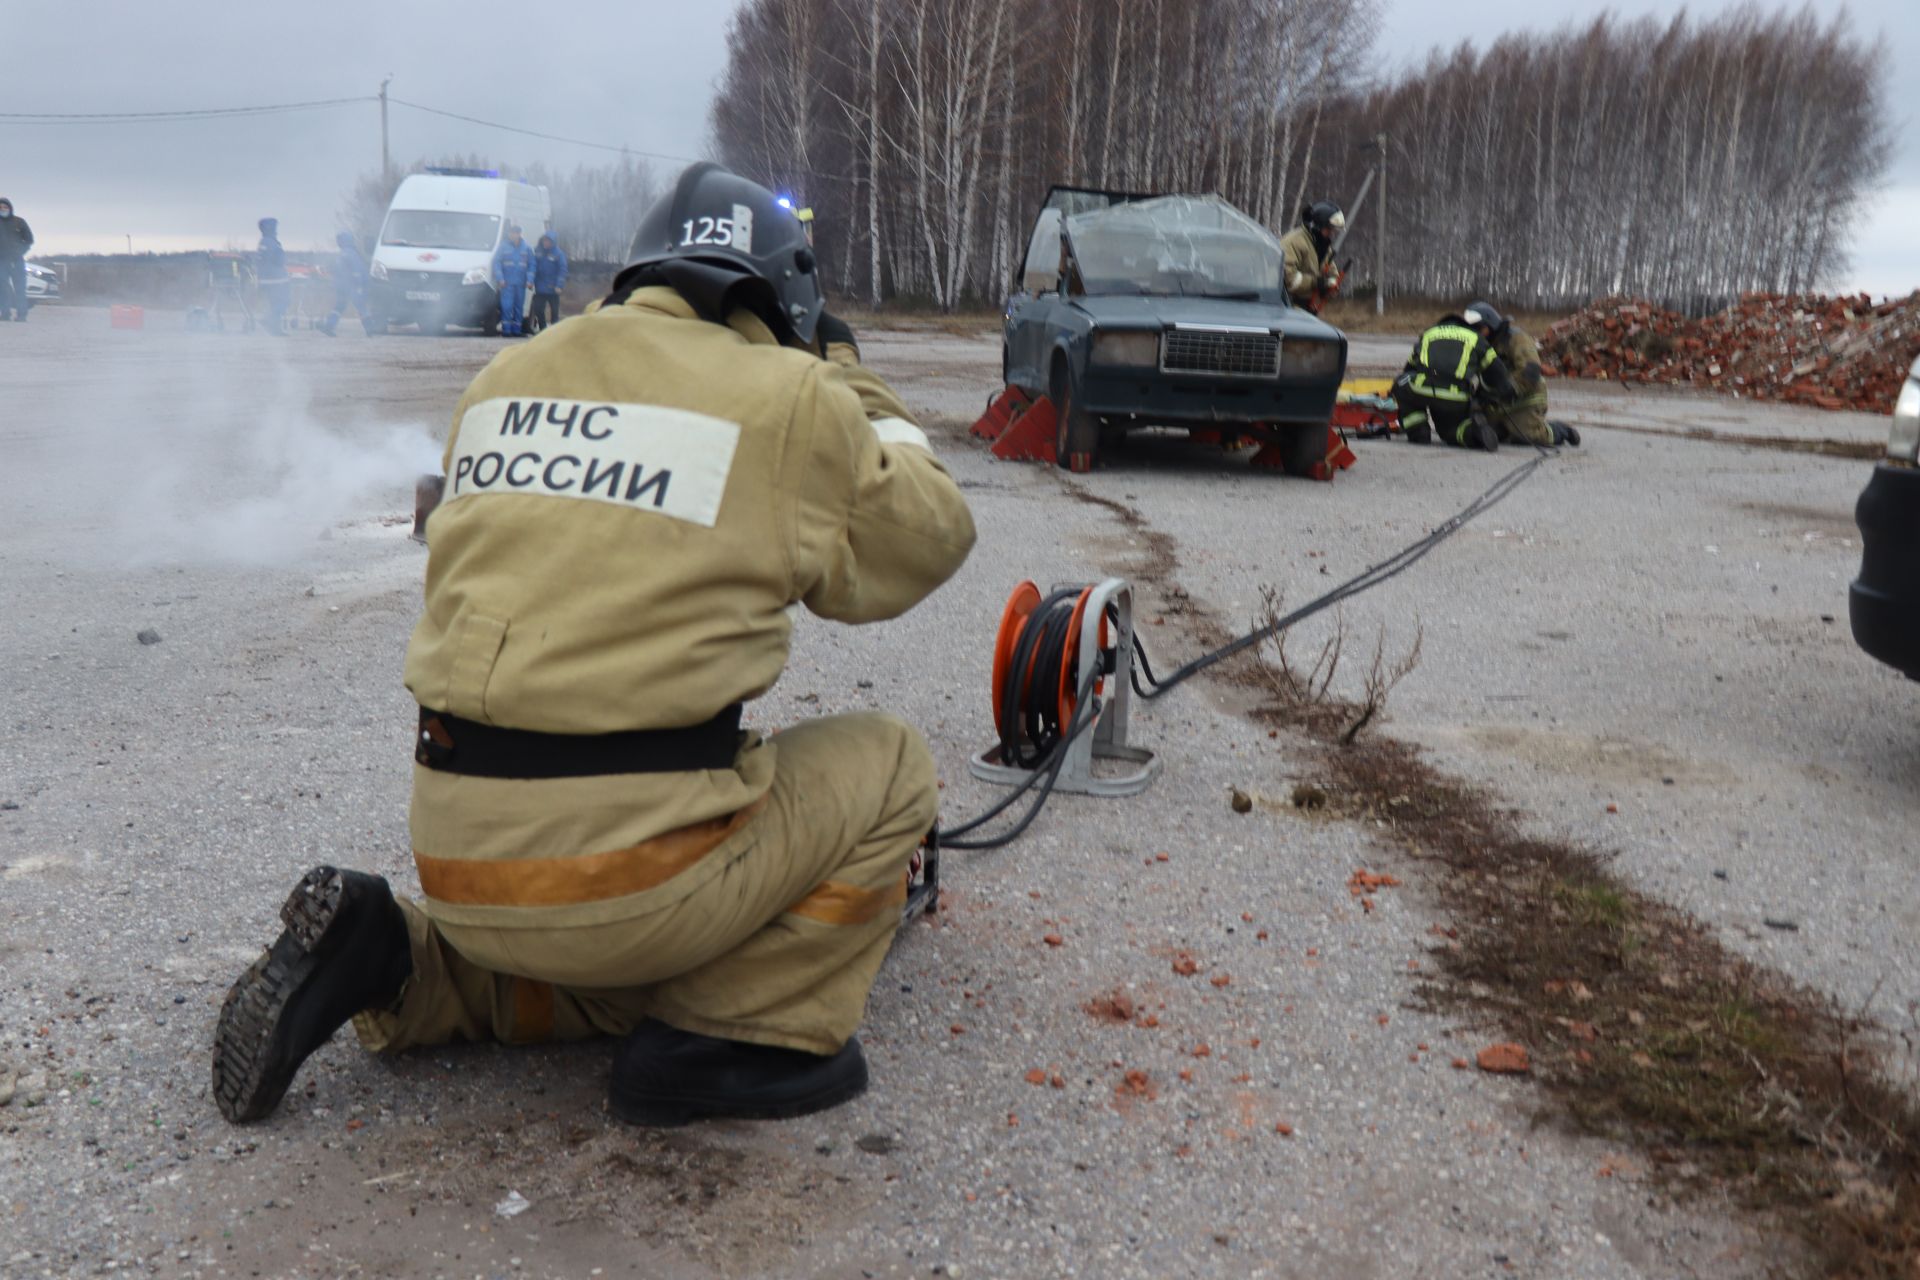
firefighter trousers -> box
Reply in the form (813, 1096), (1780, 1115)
(1481, 392), (1554, 446)
(351, 712), (936, 1057)
(1391, 381), (1471, 445)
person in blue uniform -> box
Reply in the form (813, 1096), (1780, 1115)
(491, 225), (533, 336)
(528, 233), (568, 333)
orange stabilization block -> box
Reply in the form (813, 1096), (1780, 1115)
(971, 386), (1058, 464)
(1249, 427), (1358, 482)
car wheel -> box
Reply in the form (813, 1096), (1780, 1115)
(1049, 357), (1099, 473)
(1272, 423), (1328, 478)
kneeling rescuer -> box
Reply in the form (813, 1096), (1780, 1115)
(212, 164), (978, 1126)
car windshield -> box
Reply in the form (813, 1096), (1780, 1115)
(1064, 196), (1284, 301)
(380, 210), (502, 252)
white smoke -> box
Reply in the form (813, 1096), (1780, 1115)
(122, 403), (444, 568)
(23, 327), (447, 569)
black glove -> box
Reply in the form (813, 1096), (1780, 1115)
(1551, 420), (1581, 448)
(815, 310), (858, 358)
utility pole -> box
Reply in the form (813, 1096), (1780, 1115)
(1375, 131), (1387, 317)
(379, 75), (393, 180)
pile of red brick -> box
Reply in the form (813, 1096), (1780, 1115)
(1539, 291), (1920, 412)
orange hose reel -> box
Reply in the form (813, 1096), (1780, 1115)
(989, 580), (1109, 741)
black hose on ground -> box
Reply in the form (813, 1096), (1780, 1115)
(936, 446), (1558, 851)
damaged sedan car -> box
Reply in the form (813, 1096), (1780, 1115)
(1003, 187), (1347, 474)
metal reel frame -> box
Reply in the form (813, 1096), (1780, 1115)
(969, 576), (1160, 798)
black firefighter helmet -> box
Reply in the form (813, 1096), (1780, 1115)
(1462, 300), (1508, 337)
(623, 163), (823, 346)
(1303, 201), (1345, 242)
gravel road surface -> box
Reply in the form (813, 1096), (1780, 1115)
(5, 305), (1908, 1278)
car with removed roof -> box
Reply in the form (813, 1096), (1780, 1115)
(1002, 186), (1347, 474)
(1850, 354), (1920, 680)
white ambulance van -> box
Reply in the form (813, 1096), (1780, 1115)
(368, 169), (551, 335)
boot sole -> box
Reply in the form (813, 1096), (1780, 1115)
(211, 866), (350, 1123)
(609, 1065), (869, 1128)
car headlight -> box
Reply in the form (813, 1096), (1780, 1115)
(1090, 329), (1160, 368)
(1891, 377), (1920, 464)
(463, 267), (492, 287)
(368, 259), (388, 281)
(1280, 338), (1341, 379)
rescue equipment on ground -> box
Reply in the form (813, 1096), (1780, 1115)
(972, 578), (1159, 798)
(1333, 377), (1401, 438)
(914, 447), (1559, 889)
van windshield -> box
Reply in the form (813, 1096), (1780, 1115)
(380, 210), (502, 252)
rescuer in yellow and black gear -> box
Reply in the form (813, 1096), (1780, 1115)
(1391, 302), (1520, 451)
(212, 163), (977, 1128)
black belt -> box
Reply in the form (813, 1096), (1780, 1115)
(415, 705), (743, 779)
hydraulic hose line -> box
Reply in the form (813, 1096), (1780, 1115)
(936, 447), (1557, 852)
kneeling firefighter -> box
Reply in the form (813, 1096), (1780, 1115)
(1392, 302), (1519, 451)
(211, 164), (978, 1127)
(1482, 316), (1580, 448)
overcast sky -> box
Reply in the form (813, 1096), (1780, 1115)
(3, 0), (1913, 295)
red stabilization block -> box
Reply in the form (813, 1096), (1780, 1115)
(992, 397), (1057, 464)
(1314, 429), (1359, 481)
(971, 385), (1058, 464)
(972, 385), (1028, 440)
(1249, 427), (1356, 481)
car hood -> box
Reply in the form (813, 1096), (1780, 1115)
(1071, 293), (1341, 339)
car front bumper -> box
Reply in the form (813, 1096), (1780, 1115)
(1850, 462), (1920, 679)
(371, 276), (498, 329)
(1078, 368), (1342, 429)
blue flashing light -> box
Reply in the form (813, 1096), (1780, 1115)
(776, 195), (794, 210)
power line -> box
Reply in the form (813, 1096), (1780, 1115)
(0, 92), (702, 166)
(0, 96), (373, 123)
(387, 98), (701, 165)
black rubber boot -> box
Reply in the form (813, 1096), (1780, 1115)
(212, 866), (412, 1123)
(1551, 420), (1582, 447)
(609, 1021), (869, 1127)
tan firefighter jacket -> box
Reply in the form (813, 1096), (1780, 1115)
(1280, 226), (1329, 305)
(1494, 324), (1548, 406)
(402, 286), (976, 928)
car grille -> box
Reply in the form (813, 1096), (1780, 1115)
(1161, 327), (1278, 377)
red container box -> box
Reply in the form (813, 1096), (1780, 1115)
(110, 305), (144, 330)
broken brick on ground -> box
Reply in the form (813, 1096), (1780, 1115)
(1539, 290), (1920, 411)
